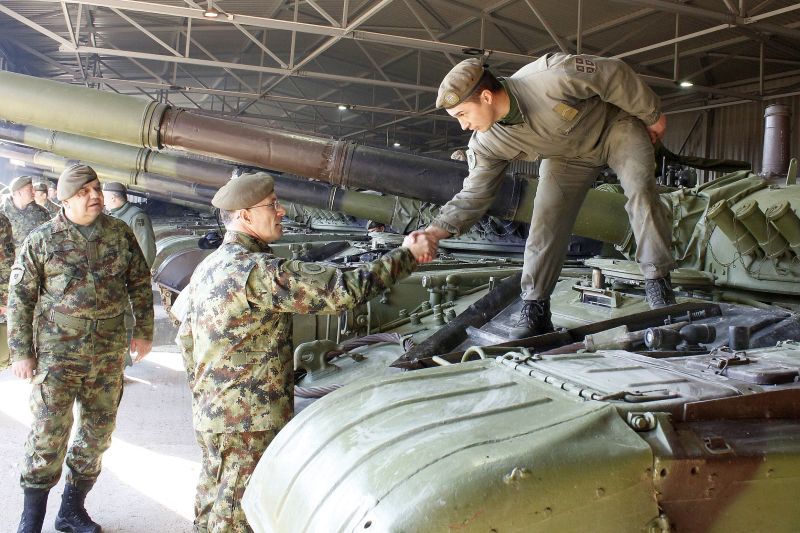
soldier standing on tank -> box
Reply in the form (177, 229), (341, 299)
(177, 172), (435, 533)
(2, 176), (51, 253)
(33, 181), (59, 216)
(0, 212), (14, 370)
(412, 54), (677, 337)
(9, 164), (154, 533)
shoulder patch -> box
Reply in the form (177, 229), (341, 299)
(10, 268), (24, 286)
(466, 149), (477, 170)
(136, 219), (145, 227)
(573, 56), (596, 74)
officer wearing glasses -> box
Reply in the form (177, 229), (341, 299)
(177, 171), (436, 532)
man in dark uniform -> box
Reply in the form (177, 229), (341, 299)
(413, 55), (676, 337)
(178, 172), (435, 532)
(9, 164), (154, 533)
(102, 182), (156, 268)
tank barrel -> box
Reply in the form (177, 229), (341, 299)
(0, 71), (632, 246)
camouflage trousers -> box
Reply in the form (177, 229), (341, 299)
(0, 321), (9, 369)
(194, 430), (276, 533)
(20, 349), (125, 490)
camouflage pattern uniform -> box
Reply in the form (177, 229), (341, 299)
(178, 230), (417, 533)
(7, 212), (154, 490)
(42, 198), (61, 216)
(0, 212), (14, 369)
(1, 195), (51, 253)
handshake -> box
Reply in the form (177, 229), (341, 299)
(401, 226), (451, 263)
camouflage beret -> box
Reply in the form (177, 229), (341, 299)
(9, 175), (32, 193)
(436, 58), (485, 109)
(57, 164), (98, 200)
(32, 181), (49, 192)
(102, 181), (128, 195)
(212, 172), (275, 210)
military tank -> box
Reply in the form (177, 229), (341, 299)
(2, 71), (800, 532)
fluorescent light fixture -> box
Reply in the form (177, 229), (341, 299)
(393, 142), (401, 147)
(679, 81), (693, 88)
(338, 104), (348, 110)
(203, 1), (219, 18)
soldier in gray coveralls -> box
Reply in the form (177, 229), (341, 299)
(413, 54), (677, 337)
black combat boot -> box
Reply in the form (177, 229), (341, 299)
(54, 482), (101, 533)
(17, 488), (49, 533)
(645, 275), (677, 309)
(509, 299), (554, 338)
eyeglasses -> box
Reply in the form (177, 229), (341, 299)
(246, 200), (281, 211)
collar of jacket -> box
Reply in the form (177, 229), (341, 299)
(223, 230), (273, 253)
(108, 201), (131, 217)
(51, 211), (111, 238)
(497, 79), (524, 126)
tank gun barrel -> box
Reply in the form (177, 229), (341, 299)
(0, 71), (632, 246)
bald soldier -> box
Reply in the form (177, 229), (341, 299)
(33, 181), (60, 216)
(9, 164), (154, 533)
(178, 172), (435, 533)
(2, 176), (51, 253)
(413, 54), (676, 337)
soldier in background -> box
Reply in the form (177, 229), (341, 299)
(9, 164), (154, 533)
(0, 213), (14, 370)
(102, 182), (156, 268)
(32, 181), (59, 216)
(1, 175), (51, 253)
(178, 172), (435, 533)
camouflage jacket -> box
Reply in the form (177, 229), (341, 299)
(432, 52), (662, 235)
(177, 230), (417, 434)
(108, 202), (157, 268)
(1, 196), (51, 251)
(7, 212), (154, 362)
(42, 199), (61, 216)
(0, 213), (13, 307)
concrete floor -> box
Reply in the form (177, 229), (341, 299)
(0, 346), (199, 533)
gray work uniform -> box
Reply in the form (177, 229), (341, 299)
(432, 53), (676, 301)
(108, 201), (156, 268)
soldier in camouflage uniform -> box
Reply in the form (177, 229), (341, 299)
(9, 164), (154, 533)
(33, 181), (60, 216)
(2, 175), (51, 253)
(178, 172), (435, 533)
(414, 55), (677, 337)
(0, 212), (14, 370)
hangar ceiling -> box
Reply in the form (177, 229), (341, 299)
(1, 0), (799, 157)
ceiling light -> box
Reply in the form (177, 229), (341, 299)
(338, 104), (348, 110)
(679, 81), (693, 88)
(203, 1), (219, 18)
(393, 142), (401, 148)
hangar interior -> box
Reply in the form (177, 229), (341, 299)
(2, 1), (800, 533)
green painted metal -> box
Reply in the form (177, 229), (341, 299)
(244, 359), (658, 533)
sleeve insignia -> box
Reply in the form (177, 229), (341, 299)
(136, 219), (145, 227)
(574, 56), (596, 74)
(10, 268), (24, 285)
(466, 149), (477, 170)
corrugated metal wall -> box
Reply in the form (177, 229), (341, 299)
(663, 76), (800, 183)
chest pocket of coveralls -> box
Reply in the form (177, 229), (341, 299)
(554, 99), (596, 136)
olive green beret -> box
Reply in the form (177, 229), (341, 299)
(32, 181), (49, 192)
(57, 164), (98, 200)
(10, 175), (32, 193)
(102, 181), (128, 195)
(436, 58), (485, 109)
(212, 172), (275, 210)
